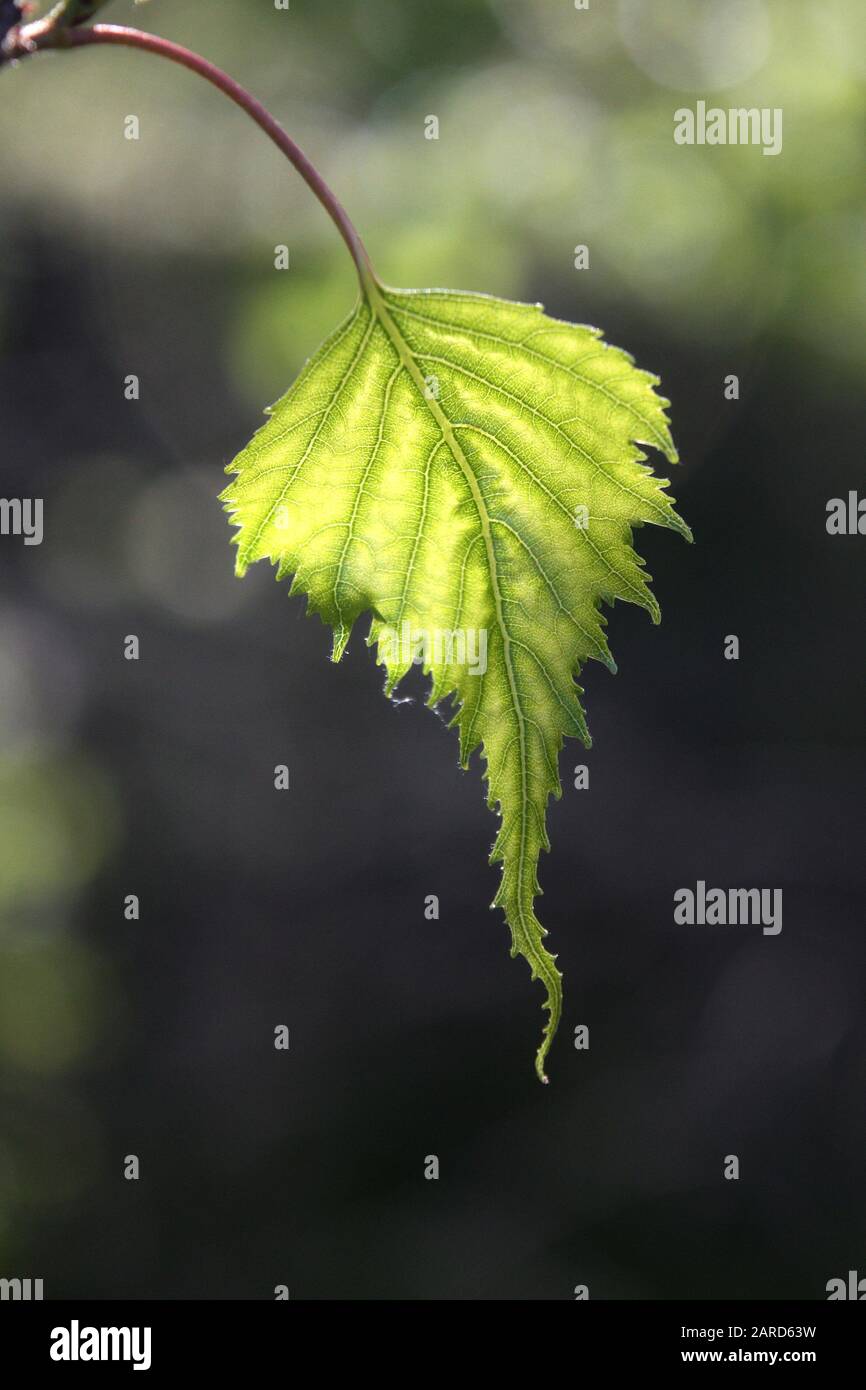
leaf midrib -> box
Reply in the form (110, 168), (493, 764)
(366, 280), (561, 1070)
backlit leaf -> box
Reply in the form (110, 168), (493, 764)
(221, 279), (690, 1080)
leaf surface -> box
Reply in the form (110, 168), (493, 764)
(221, 281), (690, 1079)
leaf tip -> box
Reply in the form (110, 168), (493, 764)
(331, 624), (351, 662)
(535, 1031), (553, 1084)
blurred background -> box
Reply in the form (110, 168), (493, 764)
(0, 0), (864, 1299)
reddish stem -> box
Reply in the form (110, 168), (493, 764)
(50, 23), (376, 290)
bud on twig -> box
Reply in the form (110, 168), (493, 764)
(1, 0), (116, 64)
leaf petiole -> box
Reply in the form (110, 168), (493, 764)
(3, 20), (376, 292)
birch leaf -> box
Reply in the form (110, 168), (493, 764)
(221, 281), (690, 1080)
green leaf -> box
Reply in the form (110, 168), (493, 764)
(221, 280), (691, 1081)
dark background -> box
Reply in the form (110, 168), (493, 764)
(0, 0), (864, 1299)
